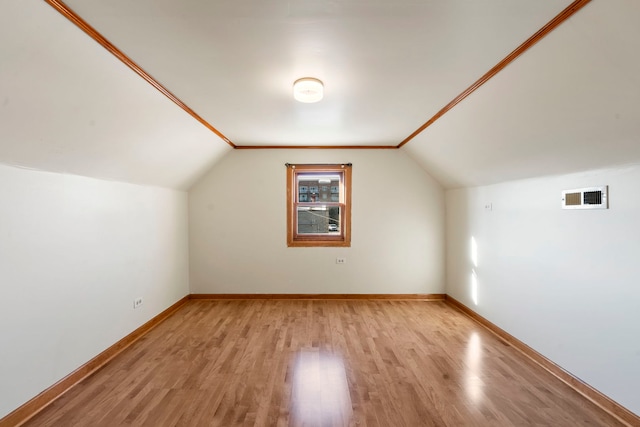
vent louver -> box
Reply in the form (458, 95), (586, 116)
(562, 186), (608, 210)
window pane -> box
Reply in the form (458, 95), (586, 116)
(297, 174), (341, 204)
(297, 206), (341, 234)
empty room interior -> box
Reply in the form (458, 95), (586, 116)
(1, 0), (639, 426)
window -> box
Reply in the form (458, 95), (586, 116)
(286, 163), (352, 247)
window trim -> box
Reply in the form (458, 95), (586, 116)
(286, 163), (352, 247)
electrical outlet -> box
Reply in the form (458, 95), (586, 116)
(484, 202), (493, 211)
(133, 297), (143, 309)
(336, 257), (346, 264)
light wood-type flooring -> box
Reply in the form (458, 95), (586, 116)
(24, 300), (622, 426)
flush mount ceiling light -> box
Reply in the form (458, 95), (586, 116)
(293, 77), (323, 103)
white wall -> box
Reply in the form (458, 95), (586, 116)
(446, 164), (640, 416)
(0, 165), (189, 419)
(189, 149), (445, 294)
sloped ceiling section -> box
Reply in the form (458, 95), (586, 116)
(405, 0), (640, 188)
(0, 1), (231, 190)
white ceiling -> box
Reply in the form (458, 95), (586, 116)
(0, 0), (231, 190)
(405, 0), (640, 187)
(1, 0), (639, 189)
(59, 0), (569, 147)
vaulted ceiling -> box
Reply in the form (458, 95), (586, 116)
(1, 0), (639, 189)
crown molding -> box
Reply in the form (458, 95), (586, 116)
(398, 0), (591, 148)
(44, 0), (235, 148)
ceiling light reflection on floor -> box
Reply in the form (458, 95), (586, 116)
(291, 350), (353, 425)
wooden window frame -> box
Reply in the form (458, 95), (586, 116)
(287, 164), (352, 247)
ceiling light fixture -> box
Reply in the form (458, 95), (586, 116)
(293, 77), (323, 103)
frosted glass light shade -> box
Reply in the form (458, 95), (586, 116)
(293, 78), (324, 103)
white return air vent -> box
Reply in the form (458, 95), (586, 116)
(561, 186), (608, 210)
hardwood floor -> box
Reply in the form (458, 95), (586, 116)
(24, 300), (622, 426)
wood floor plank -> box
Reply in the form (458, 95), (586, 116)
(22, 300), (624, 426)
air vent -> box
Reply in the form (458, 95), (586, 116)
(561, 186), (608, 210)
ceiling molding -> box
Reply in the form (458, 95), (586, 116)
(44, 0), (236, 148)
(234, 145), (398, 150)
(397, 0), (591, 149)
(43, 0), (590, 151)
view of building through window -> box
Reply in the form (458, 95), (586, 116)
(286, 163), (351, 247)
(297, 175), (341, 234)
